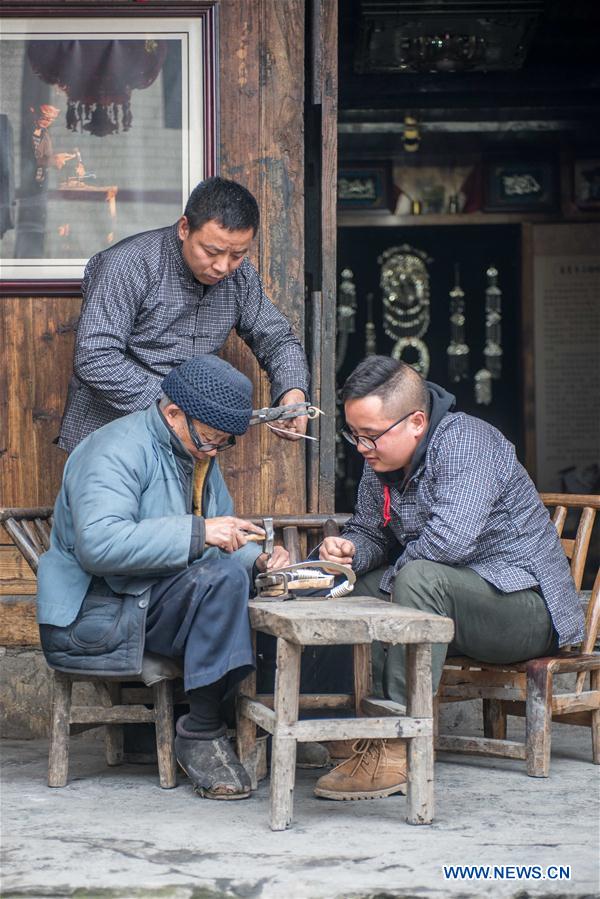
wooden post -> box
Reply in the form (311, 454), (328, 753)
(526, 660), (554, 777)
(305, 0), (338, 513)
(307, 290), (322, 514)
(353, 645), (372, 715)
(236, 631), (259, 789)
(283, 527), (302, 565)
(405, 643), (434, 825)
(270, 638), (302, 831)
(591, 668), (599, 765)
(102, 682), (124, 767)
(483, 698), (507, 740)
(48, 671), (72, 788)
(153, 680), (176, 789)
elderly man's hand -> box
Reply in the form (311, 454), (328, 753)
(320, 536), (356, 567)
(205, 517), (265, 553)
(271, 389), (308, 439)
(255, 544), (290, 573)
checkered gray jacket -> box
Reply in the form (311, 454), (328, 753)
(58, 224), (310, 452)
(343, 411), (585, 647)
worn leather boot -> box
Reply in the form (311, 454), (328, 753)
(175, 717), (252, 800)
(314, 738), (407, 800)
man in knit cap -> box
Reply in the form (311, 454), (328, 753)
(37, 354), (288, 800)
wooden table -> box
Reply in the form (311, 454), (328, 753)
(236, 595), (454, 831)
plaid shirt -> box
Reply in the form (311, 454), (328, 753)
(58, 224), (309, 452)
(344, 411), (585, 647)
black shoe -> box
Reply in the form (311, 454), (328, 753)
(175, 718), (251, 800)
(296, 742), (331, 769)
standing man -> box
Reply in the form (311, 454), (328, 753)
(58, 176), (310, 452)
(39, 355), (289, 800)
(315, 355), (584, 801)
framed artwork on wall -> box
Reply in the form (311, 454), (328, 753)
(0, 3), (217, 295)
(483, 159), (558, 213)
(337, 163), (394, 212)
(573, 159), (600, 210)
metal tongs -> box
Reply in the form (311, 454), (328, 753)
(249, 402), (323, 426)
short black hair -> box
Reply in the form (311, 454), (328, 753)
(342, 356), (430, 416)
(184, 176), (259, 235)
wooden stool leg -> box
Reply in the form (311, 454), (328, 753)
(526, 660), (553, 777)
(104, 683), (124, 766)
(591, 669), (600, 765)
(48, 671), (72, 788)
(483, 698), (507, 740)
(270, 638), (301, 831)
(236, 631), (259, 789)
(153, 679), (177, 789)
(406, 643), (434, 825)
(353, 644), (372, 715)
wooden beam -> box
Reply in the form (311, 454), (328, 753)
(69, 706), (155, 725)
(436, 735), (527, 760)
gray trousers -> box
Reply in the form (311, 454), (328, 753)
(356, 560), (558, 706)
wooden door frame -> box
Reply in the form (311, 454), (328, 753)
(305, 0), (338, 513)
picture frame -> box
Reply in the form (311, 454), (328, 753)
(0, 3), (217, 295)
(337, 163), (394, 212)
(483, 159), (558, 213)
(572, 159), (600, 211)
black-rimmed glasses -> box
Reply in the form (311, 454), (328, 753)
(341, 409), (420, 451)
(185, 415), (236, 453)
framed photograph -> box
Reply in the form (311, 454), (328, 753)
(0, 4), (217, 294)
(483, 159), (557, 213)
(337, 163), (394, 212)
(573, 159), (600, 210)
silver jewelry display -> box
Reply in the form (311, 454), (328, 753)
(474, 368), (493, 405)
(483, 265), (502, 379)
(365, 292), (377, 355)
(379, 244), (432, 376)
(336, 268), (357, 374)
(446, 263), (469, 383)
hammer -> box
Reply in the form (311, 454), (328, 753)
(241, 517), (274, 556)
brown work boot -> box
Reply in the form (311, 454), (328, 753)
(322, 740), (355, 761)
(314, 738), (407, 800)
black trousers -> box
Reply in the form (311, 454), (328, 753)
(145, 556), (255, 694)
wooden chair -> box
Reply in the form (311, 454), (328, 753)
(0, 506), (180, 789)
(436, 493), (600, 776)
(238, 515), (454, 830)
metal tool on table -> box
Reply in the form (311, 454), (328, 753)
(240, 516), (274, 556)
(255, 560), (356, 601)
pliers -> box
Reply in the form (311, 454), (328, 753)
(249, 402), (322, 426)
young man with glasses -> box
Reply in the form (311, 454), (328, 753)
(314, 355), (583, 801)
(38, 355), (288, 801)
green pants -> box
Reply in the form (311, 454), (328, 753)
(356, 560), (557, 706)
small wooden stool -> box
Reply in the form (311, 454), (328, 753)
(236, 596), (453, 830)
(48, 655), (182, 789)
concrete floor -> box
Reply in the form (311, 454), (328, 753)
(2, 724), (599, 899)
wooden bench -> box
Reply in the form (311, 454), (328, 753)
(0, 507), (180, 789)
(436, 493), (600, 776)
(238, 514), (454, 831)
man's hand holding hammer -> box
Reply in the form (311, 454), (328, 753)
(204, 516), (289, 571)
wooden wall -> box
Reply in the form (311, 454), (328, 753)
(218, 0), (307, 516)
(0, 0), (313, 595)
